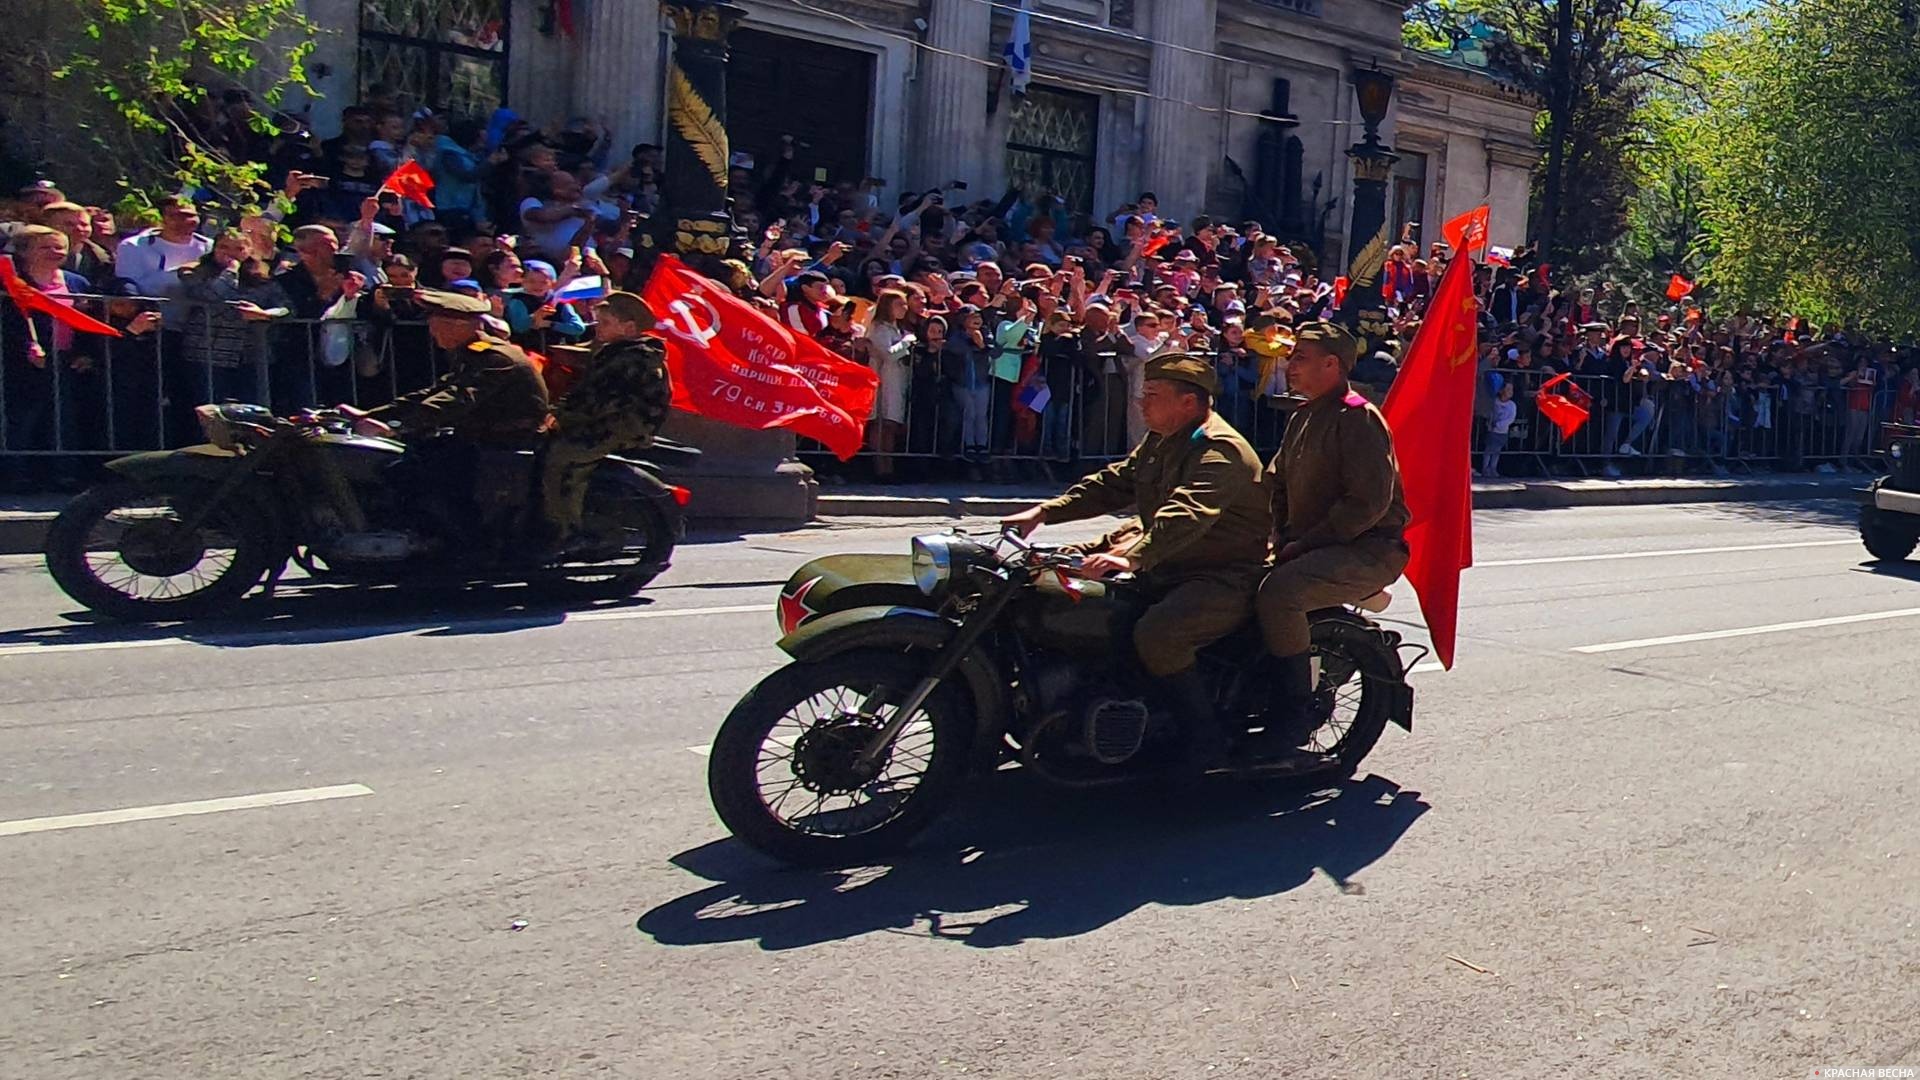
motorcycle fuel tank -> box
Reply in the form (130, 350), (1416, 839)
(1012, 576), (1143, 659)
(309, 432), (404, 484)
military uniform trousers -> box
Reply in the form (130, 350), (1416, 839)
(1256, 537), (1409, 656)
(538, 428), (642, 538)
(1132, 568), (1263, 678)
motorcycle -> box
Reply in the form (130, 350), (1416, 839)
(44, 402), (693, 621)
(707, 528), (1422, 867)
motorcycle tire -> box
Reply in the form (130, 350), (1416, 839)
(1303, 616), (1404, 774)
(1860, 506), (1918, 563)
(45, 481), (272, 622)
(543, 494), (676, 601)
(709, 651), (974, 868)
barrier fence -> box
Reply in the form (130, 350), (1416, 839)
(1, 292), (1897, 482)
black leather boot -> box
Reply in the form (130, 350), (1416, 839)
(1264, 652), (1320, 748)
(1151, 667), (1230, 771)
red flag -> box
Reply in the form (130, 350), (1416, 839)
(1333, 276), (1349, 308)
(0, 257), (123, 338)
(1380, 247), (1477, 669)
(382, 160), (436, 209)
(1140, 232), (1176, 259)
(1534, 372), (1591, 442)
(1536, 263), (1552, 290)
(1665, 274), (1694, 301)
(1441, 205), (1490, 257)
(641, 255), (876, 460)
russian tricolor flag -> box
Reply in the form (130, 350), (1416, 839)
(552, 274), (609, 305)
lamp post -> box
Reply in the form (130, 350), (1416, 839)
(1337, 64), (1399, 353)
(655, 1), (748, 277)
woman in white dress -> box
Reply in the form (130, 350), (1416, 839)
(861, 289), (915, 477)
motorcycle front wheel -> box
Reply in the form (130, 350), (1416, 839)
(708, 651), (974, 867)
(44, 481), (272, 621)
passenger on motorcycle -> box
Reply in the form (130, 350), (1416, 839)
(1001, 352), (1272, 769)
(343, 289), (552, 541)
(1258, 321), (1410, 740)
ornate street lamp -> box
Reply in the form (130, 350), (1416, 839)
(1338, 62), (1400, 353)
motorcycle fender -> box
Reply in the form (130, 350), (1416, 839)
(779, 605), (1010, 769)
(1316, 608), (1415, 732)
(595, 457), (687, 536)
(104, 445), (240, 484)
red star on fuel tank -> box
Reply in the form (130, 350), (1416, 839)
(777, 575), (823, 636)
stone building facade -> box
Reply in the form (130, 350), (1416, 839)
(296, 0), (1537, 262)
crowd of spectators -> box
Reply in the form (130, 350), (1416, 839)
(1, 86), (1913, 488)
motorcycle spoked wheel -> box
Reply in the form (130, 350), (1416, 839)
(1288, 618), (1402, 772)
(44, 481), (272, 621)
(541, 492), (675, 600)
(708, 651), (974, 867)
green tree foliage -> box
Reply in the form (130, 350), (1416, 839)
(1692, 0), (1920, 332)
(1405, 0), (1688, 273)
(5, 0), (318, 212)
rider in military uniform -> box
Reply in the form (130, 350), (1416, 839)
(1257, 321), (1410, 744)
(347, 289), (552, 541)
(535, 291), (674, 551)
(1002, 353), (1271, 767)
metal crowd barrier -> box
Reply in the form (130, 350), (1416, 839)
(798, 361), (1895, 478)
(3, 294), (1895, 484)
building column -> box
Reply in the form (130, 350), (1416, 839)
(574, 0), (666, 158)
(912, 0), (992, 191)
(1143, 0), (1216, 220)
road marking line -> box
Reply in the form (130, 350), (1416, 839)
(0, 603), (769, 659)
(1409, 661), (1445, 674)
(688, 744), (711, 757)
(1478, 538), (1853, 568)
(0, 783), (373, 838)
(1572, 607), (1920, 654)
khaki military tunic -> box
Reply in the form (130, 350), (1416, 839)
(370, 333), (552, 445)
(1257, 385), (1410, 656)
(1039, 412), (1270, 676)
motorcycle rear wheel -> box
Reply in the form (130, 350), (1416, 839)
(543, 492), (675, 600)
(1294, 617), (1402, 772)
(709, 651), (973, 867)
(45, 481), (272, 621)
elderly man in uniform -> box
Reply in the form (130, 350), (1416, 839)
(535, 291), (674, 553)
(1001, 353), (1271, 768)
(347, 289), (552, 540)
(1256, 321), (1410, 747)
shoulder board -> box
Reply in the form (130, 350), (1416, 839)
(468, 340), (494, 352)
(1342, 390), (1369, 408)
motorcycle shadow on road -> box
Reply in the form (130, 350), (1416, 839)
(635, 772), (1428, 951)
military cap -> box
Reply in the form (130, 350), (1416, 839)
(596, 290), (657, 330)
(1143, 352), (1220, 396)
(1295, 320), (1360, 368)
(416, 289), (492, 316)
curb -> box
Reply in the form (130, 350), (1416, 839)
(815, 478), (1871, 521)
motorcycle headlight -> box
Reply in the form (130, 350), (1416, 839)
(1894, 442), (1905, 460)
(911, 535), (953, 595)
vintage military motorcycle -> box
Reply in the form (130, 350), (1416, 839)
(44, 402), (691, 621)
(707, 528), (1422, 866)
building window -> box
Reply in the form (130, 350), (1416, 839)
(1249, 0), (1322, 16)
(1006, 87), (1100, 216)
(1109, 0), (1135, 29)
(358, 0), (510, 117)
(1393, 151), (1428, 243)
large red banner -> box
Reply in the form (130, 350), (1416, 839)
(641, 256), (876, 460)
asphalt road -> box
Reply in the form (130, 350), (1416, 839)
(5, 498), (1920, 1078)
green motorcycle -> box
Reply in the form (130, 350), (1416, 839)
(708, 529), (1421, 867)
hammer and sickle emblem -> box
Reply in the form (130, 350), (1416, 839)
(663, 290), (722, 349)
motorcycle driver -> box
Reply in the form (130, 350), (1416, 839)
(347, 289), (552, 538)
(1257, 321), (1409, 745)
(1001, 353), (1271, 768)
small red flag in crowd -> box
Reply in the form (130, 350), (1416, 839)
(1534, 372), (1591, 442)
(0, 256), (122, 338)
(1332, 276), (1350, 308)
(382, 160), (436, 209)
(1140, 232), (1176, 259)
(1441, 204), (1490, 256)
(1381, 246), (1478, 670)
(1666, 273), (1695, 301)
(640, 255), (876, 460)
